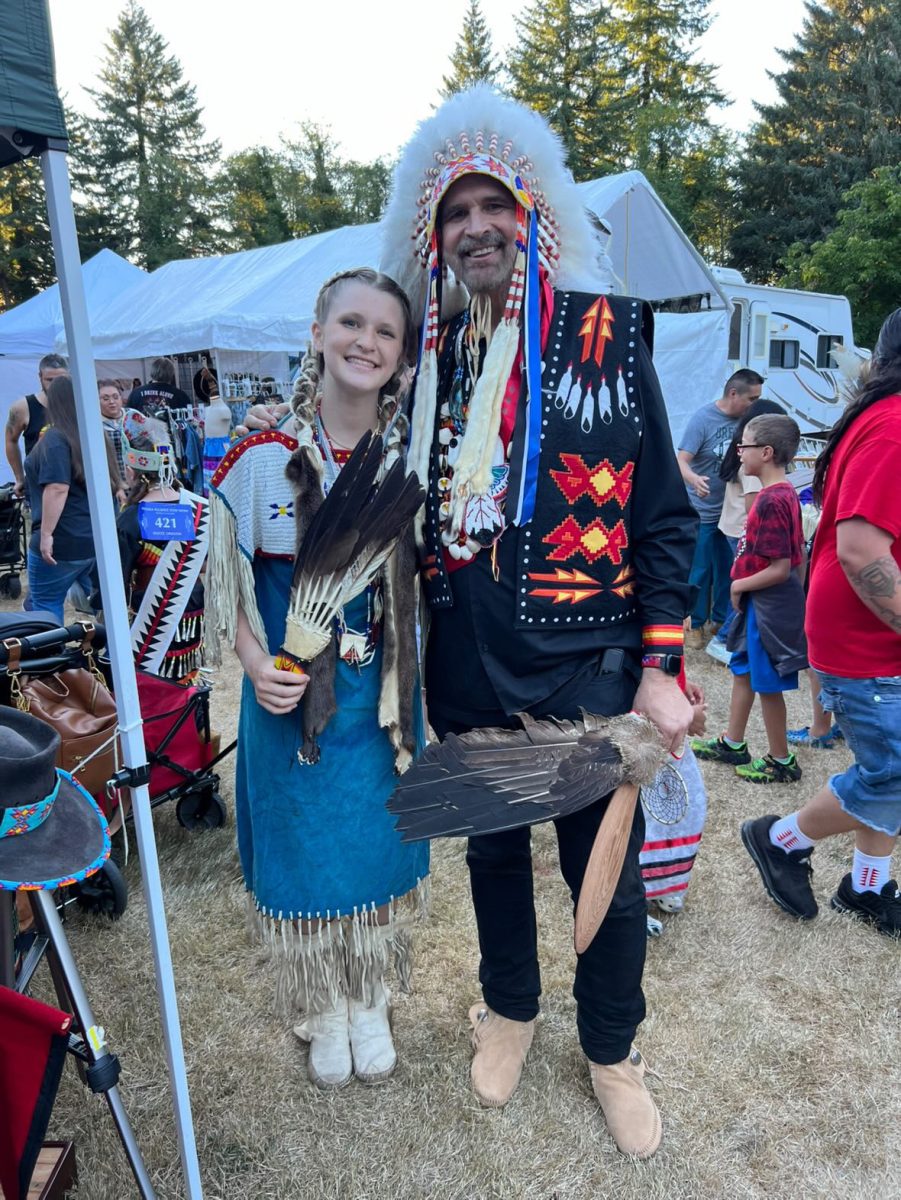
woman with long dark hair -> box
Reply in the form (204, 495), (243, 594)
(23, 375), (121, 623)
(740, 309), (901, 937)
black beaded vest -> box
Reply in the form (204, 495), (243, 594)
(422, 292), (655, 634)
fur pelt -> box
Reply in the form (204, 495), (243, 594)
(285, 444), (419, 771)
(380, 84), (606, 321)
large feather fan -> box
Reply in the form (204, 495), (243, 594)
(280, 431), (425, 665)
(387, 711), (665, 841)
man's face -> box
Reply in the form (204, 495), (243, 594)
(439, 175), (519, 299)
(724, 383), (761, 417)
(39, 367), (68, 396)
(99, 385), (124, 420)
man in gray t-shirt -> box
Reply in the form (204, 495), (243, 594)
(678, 369), (763, 643)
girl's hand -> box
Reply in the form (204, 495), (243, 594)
(248, 656), (308, 715)
(40, 531), (56, 566)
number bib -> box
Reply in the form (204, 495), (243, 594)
(139, 501), (195, 541)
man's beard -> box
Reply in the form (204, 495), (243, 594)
(451, 234), (517, 296)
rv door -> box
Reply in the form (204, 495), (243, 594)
(748, 301), (770, 378)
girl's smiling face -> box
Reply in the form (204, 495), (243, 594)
(312, 280), (407, 400)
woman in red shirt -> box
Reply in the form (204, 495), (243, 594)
(740, 309), (901, 938)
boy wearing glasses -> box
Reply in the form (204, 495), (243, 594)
(692, 414), (807, 783)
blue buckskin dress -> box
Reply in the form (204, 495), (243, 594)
(207, 426), (428, 1015)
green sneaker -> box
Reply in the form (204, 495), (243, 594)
(734, 754), (802, 784)
(690, 735), (751, 766)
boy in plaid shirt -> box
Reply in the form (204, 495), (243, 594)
(693, 414), (808, 783)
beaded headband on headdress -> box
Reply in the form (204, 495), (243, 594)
(381, 85), (601, 320)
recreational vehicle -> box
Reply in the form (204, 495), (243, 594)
(710, 267), (867, 435)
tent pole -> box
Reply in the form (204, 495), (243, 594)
(40, 147), (203, 1200)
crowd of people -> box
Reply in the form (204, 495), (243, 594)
(3, 87), (899, 1162)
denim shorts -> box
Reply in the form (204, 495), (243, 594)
(816, 672), (901, 836)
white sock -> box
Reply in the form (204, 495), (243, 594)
(769, 812), (816, 854)
(850, 850), (892, 894)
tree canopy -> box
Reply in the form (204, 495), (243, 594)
(441, 0), (498, 97)
(72, 2), (222, 269)
(730, 0), (901, 281)
(781, 167), (901, 348)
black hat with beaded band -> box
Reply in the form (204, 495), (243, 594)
(0, 707), (110, 892)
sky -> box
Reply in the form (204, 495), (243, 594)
(47, 0), (811, 164)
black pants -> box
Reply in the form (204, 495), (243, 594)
(430, 656), (647, 1065)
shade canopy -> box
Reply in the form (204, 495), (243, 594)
(0, 0), (68, 167)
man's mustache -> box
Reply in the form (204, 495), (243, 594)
(457, 233), (505, 256)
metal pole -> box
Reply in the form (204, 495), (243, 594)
(40, 147), (203, 1199)
(32, 891), (157, 1199)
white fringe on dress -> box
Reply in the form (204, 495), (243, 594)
(247, 877), (430, 1015)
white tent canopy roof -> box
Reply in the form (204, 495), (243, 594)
(67, 170), (727, 361)
(577, 171), (729, 308)
(0, 247), (146, 356)
(78, 223), (383, 359)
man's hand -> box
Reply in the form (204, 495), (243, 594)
(39, 531), (56, 566)
(633, 669), (693, 755)
(687, 471), (710, 499)
(730, 581), (742, 611)
(12, 479), (24, 499)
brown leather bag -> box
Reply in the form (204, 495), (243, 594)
(17, 668), (118, 801)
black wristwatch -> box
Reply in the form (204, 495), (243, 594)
(640, 653), (682, 676)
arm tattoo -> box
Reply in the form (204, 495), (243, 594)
(5, 411), (18, 436)
(849, 554), (901, 634)
(851, 556), (899, 600)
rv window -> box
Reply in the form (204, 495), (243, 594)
(769, 339), (800, 370)
(752, 313), (768, 359)
(728, 306), (743, 360)
(817, 334), (842, 369)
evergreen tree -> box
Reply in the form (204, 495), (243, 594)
(74, 2), (222, 269)
(781, 167), (901, 347)
(730, 1), (901, 281)
(440, 0), (498, 97)
(0, 158), (56, 310)
(218, 150), (292, 251)
(508, 0), (624, 179)
(611, 0), (725, 179)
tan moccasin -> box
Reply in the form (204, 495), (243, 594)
(589, 1046), (662, 1158)
(468, 1003), (535, 1108)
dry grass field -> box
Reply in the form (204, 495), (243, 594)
(22, 637), (901, 1200)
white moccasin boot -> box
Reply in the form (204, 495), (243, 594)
(349, 980), (396, 1084)
(293, 997), (353, 1089)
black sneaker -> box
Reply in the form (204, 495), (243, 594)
(831, 874), (901, 938)
(740, 815), (818, 919)
(691, 735), (751, 765)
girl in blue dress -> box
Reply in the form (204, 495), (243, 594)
(207, 269), (428, 1089)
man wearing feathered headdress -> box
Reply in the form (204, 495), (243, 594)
(381, 87), (698, 1157)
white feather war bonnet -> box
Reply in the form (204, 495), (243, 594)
(380, 85), (606, 538)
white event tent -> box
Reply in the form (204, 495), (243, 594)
(59, 171), (731, 442)
(0, 248), (146, 481)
